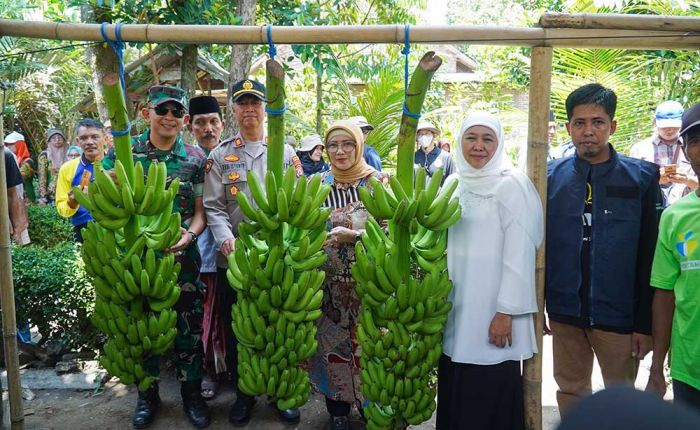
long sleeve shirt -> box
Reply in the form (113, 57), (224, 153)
(443, 188), (538, 365)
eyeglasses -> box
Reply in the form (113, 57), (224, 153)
(153, 104), (186, 118)
(326, 142), (356, 153)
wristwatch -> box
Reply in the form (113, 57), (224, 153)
(187, 231), (198, 243)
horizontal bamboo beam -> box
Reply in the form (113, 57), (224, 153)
(540, 12), (700, 32)
(2, 19), (700, 49)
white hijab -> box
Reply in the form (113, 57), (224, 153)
(453, 111), (543, 247)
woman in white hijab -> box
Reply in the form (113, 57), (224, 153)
(437, 111), (544, 430)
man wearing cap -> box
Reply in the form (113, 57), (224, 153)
(37, 127), (68, 204)
(187, 95), (228, 400)
(348, 115), (383, 171)
(546, 83), (662, 416)
(104, 85), (210, 429)
(55, 118), (106, 242)
(414, 121), (454, 184)
(630, 101), (698, 206)
(646, 101), (700, 412)
(203, 79), (302, 426)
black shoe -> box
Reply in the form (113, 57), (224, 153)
(229, 393), (255, 427)
(328, 416), (350, 430)
(278, 407), (301, 424)
(132, 384), (160, 429)
(181, 380), (211, 428)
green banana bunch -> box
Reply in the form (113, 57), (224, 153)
(74, 161), (181, 234)
(229, 165), (331, 410)
(79, 158), (185, 392)
(354, 168), (461, 429)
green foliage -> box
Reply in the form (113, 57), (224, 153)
(9, 204), (100, 351)
(260, 0), (424, 131)
(551, 49), (654, 153)
(11, 242), (100, 351)
(338, 68), (405, 164)
(26, 204), (74, 248)
(103, 0), (239, 25)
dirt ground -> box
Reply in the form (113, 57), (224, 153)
(3, 338), (574, 430)
(12, 374), (436, 430)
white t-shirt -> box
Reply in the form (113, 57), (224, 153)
(443, 189), (538, 365)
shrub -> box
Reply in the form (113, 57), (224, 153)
(26, 204), (73, 247)
(11, 242), (101, 351)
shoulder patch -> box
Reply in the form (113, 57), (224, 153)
(224, 154), (240, 162)
(204, 158), (213, 173)
(234, 138), (244, 148)
(229, 184), (239, 196)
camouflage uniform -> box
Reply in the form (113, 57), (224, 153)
(104, 130), (207, 382)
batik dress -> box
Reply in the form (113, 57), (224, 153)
(308, 169), (387, 408)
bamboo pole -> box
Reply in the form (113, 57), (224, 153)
(540, 12), (700, 32)
(266, 59), (285, 186)
(0, 87), (25, 429)
(2, 19), (700, 49)
(523, 46), (552, 430)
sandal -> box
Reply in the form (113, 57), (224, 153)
(201, 376), (218, 400)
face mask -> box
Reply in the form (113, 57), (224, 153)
(418, 135), (433, 148)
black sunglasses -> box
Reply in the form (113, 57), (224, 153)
(153, 104), (186, 118)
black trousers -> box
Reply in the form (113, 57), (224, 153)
(326, 397), (351, 417)
(437, 354), (524, 430)
(674, 379), (700, 413)
(73, 222), (88, 243)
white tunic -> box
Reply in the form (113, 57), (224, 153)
(442, 181), (539, 365)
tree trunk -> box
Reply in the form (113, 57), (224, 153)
(225, 0), (257, 138)
(81, 5), (119, 124)
(315, 69), (323, 134)
(180, 44), (198, 98)
(315, 48), (323, 134)
(180, 44), (198, 144)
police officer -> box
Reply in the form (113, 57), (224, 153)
(103, 85), (210, 429)
(203, 79), (302, 426)
(414, 121), (454, 185)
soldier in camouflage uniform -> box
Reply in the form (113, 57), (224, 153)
(203, 79), (303, 427)
(103, 85), (210, 429)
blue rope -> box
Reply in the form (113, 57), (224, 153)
(265, 105), (287, 116)
(99, 22), (131, 136)
(401, 24), (421, 120)
(267, 25), (277, 59)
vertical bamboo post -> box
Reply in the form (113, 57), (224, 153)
(0, 87), (25, 429)
(523, 45), (552, 430)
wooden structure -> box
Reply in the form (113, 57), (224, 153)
(74, 45), (230, 113)
(1, 13), (699, 429)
